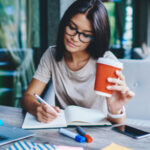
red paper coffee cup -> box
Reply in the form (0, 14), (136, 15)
(94, 58), (123, 97)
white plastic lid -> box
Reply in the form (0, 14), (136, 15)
(95, 90), (112, 97)
(97, 58), (123, 69)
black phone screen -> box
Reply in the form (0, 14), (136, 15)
(112, 125), (150, 138)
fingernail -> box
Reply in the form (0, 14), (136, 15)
(107, 78), (112, 82)
(122, 91), (126, 94)
(107, 86), (111, 89)
(116, 70), (120, 74)
(129, 91), (135, 96)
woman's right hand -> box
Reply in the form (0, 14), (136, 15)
(36, 104), (61, 123)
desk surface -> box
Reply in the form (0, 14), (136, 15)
(0, 105), (150, 150)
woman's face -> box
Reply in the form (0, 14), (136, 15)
(64, 13), (94, 54)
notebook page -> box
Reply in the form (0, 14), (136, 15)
(22, 110), (67, 129)
(65, 105), (109, 125)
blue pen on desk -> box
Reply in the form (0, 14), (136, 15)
(76, 126), (93, 143)
(59, 128), (86, 143)
(34, 94), (58, 115)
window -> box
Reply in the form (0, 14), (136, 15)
(0, 0), (37, 107)
(0, 0), (26, 48)
(104, 0), (133, 58)
(104, 2), (116, 46)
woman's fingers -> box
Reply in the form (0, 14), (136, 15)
(107, 84), (128, 92)
(107, 84), (129, 95)
(36, 104), (60, 123)
(37, 111), (57, 123)
(42, 104), (58, 117)
(107, 71), (125, 85)
(107, 70), (135, 98)
(38, 115), (56, 123)
(107, 71), (129, 93)
(107, 78), (124, 86)
(55, 106), (61, 113)
(116, 70), (125, 81)
(107, 84), (135, 98)
(126, 90), (135, 97)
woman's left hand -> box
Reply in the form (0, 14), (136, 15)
(106, 70), (135, 114)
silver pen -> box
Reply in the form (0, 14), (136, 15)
(34, 93), (58, 114)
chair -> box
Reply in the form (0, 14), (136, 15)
(120, 59), (150, 120)
(43, 81), (55, 106)
(0, 48), (35, 107)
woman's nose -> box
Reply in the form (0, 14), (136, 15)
(71, 33), (79, 42)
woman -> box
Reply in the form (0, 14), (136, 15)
(22, 0), (134, 124)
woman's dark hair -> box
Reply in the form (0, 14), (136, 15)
(55, 0), (110, 61)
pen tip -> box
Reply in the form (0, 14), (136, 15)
(85, 134), (93, 143)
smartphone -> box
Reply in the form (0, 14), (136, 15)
(112, 125), (150, 139)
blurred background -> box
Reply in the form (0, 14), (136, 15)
(0, 0), (150, 107)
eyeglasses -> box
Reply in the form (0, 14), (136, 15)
(65, 23), (94, 43)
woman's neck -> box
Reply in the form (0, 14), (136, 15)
(64, 51), (90, 71)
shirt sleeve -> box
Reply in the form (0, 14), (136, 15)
(33, 48), (52, 83)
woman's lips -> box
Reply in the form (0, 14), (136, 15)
(67, 40), (78, 48)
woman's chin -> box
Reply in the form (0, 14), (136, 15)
(65, 45), (79, 53)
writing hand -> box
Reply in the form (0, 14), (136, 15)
(36, 104), (60, 123)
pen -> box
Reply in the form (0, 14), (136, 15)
(76, 126), (93, 143)
(59, 128), (86, 143)
(34, 93), (58, 114)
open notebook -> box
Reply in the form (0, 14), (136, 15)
(22, 105), (111, 129)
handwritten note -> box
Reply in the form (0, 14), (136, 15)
(101, 143), (133, 150)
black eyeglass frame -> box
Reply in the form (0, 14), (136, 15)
(65, 24), (95, 43)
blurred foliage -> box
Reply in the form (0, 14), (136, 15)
(0, 25), (6, 48)
(104, 2), (116, 46)
(27, 0), (40, 48)
(0, 0), (16, 48)
(0, 1), (11, 23)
